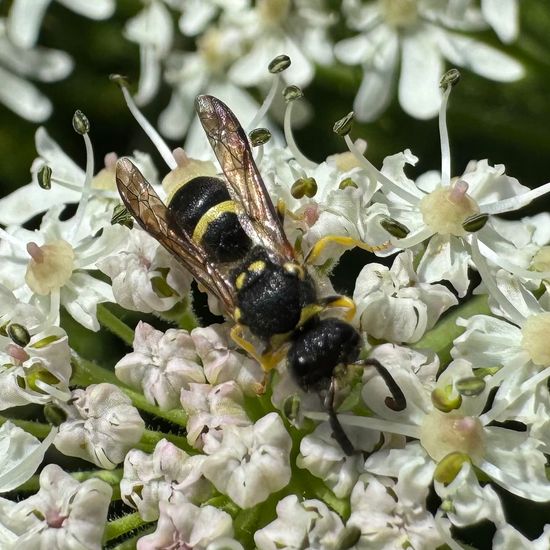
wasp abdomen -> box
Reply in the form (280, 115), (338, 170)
(288, 318), (361, 391)
(168, 176), (251, 262)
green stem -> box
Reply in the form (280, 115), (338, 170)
(71, 356), (187, 427)
(97, 303), (135, 346)
(137, 428), (195, 455)
(107, 527), (156, 550)
(104, 512), (150, 544)
(413, 295), (490, 367)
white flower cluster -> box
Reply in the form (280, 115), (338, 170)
(2, 65), (550, 547)
(0, 2), (549, 545)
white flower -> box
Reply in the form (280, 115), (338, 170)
(124, 0), (174, 106)
(191, 324), (264, 395)
(0, 464), (111, 550)
(115, 321), (204, 410)
(480, 0), (519, 43)
(202, 412), (292, 508)
(0, 421), (57, 493)
(254, 495), (346, 550)
(121, 439), (211, 521)
(0, 325), (71, 408)
(347, 474), (445, 549)
(137, 497), (239, 550)
(297, 422), (373, 498)
(335, 0), (523, 121)
(98, 230), (193, 314)
(0, 18), (72, 121)
(353, 250), (457, 343)
(181, 381), (251, 449)
(0, 204), (125, 330)
(7, 0), (114, 49)
(0, 126), (157, 227)
(54, 383), (145, 469)
(227, 0), (334, 89)
(358, 353), (550, 502)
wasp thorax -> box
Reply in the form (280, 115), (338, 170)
(25, 240), (75, 295)
(420, 409), (485, 463)
(283, 262), (305, 279)
(379, 0), (419, 28)
(419, 180), (480, 236)
(521, 312), (550, 366)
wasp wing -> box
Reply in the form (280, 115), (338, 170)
(116, 157), (237, 317)
(195, 95), (296, 262)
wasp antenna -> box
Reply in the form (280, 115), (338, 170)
(323, 378), (354, 456)
(363, 358), (407, 411)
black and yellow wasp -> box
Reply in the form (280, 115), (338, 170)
(116, 95), (405, 455)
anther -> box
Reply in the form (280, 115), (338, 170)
(333, 112), (354, 136)
(462, 213), (489, 233)
(268, 54), (291, 73)
(249, 128), (272, 146)
(72, 110), (90, 135)
(7, 324), (31, 347)
(283, 85), (303, 103)
(37, 166), (52, 189)
(380, 216), (410, 239)
(440, 68), (461, 91)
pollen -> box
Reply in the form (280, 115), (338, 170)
(25, 240), (75, 295)
(419, 180), (480, 236)
(379, 0), (419, 28)
(521, 312), (550, 366)
(420, 409), (485, 463)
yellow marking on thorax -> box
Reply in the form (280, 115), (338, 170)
(192, 200), (237, 243)
(248, 260), (266, 273)
(235, 272), (247, 290)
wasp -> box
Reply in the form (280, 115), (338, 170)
(116, 95), (406, 455)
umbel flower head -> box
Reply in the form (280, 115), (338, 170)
(1, 19), (550, 547)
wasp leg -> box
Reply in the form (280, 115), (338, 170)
(323, 378), (354, 456)
(230, 324), (284, 373)
(318, 295), (356, 322)
(305, 235), (391, 265)
(364, 358), (407, 411)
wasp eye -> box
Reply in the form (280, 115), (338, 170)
(284, 262), (305, 279)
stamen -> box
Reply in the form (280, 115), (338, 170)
(477, 238), (550, 282)
(439, 69), (459, 187)
(390, 226), (434, 248)
(70, 112), (94, 241)
(470, 236), (527, 327)
(303, 410), (422, 438)
(111, 75), (177, 170)
(247, 74), (280, 131)
(344, 134), (423, 204)
(480, 181), (550, 215)
(283, 94), (317, 171)
(439, 85), (452, 186)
